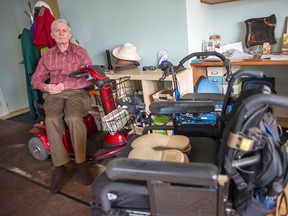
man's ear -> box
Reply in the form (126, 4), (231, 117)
(51, 31), (55, 40)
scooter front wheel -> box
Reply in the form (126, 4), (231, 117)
(28, 137), (49, 161)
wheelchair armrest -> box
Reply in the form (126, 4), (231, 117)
(180, 93), (225, 104)
(106, 158), (218, 187)
(149, 101), (215, 115)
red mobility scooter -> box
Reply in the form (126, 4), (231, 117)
(28, 65), (143, 161)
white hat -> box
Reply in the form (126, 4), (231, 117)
(112, 43), (141, 61)
(34, 1), (53, 15)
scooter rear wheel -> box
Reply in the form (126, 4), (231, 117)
(28, 137), (49, 161)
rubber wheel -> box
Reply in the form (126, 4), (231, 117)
(28, 137), (49, 161)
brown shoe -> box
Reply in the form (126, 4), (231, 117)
(50, 165), (66, 194)
(77, 162), (94, 185)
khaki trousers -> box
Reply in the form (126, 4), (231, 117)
(44, 90), (91, 167)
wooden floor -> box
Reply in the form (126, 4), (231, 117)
(1, 106), (287, 215)
(0, 119), (104, 216)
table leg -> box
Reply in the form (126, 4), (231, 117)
(141, 80), (162, 112)
(192, 66), (207, 86)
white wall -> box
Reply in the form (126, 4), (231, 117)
(210, 0), (287, 52)
(190, 0), (288, 117)
(186, 0), (287, 52)
(0, 0), (37, 114)
(186, 0), (212, 53)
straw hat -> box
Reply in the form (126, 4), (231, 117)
(112, 43), (141, 61)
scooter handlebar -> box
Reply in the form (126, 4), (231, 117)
(69, 71), (90, 78)
(69, 65), (111, 87)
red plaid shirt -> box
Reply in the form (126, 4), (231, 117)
(31, 43), (92, 91)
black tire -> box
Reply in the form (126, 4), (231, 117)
(28, 137), (49, 161)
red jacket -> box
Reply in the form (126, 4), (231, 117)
(33, 6), (56, 49)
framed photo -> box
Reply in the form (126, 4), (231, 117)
(282, 17), (288, 53)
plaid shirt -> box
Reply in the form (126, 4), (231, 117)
(31, 43), (92, 91)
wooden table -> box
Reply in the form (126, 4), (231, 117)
(190, 56), (288, 85)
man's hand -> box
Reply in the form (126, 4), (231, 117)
(44, 83), (65, 94)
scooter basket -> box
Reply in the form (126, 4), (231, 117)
(103, 107), (130, 135)
(114, 77), (133, 103)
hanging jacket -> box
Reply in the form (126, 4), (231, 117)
(33, 6), (56, 49)
(21, 28), (40, 120)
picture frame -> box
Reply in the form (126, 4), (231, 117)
(244, 14), (277, 48)
(282, 17), (288, 53)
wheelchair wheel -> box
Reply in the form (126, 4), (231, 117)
(28, 137), (49, 161)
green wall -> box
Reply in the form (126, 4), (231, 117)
(58, 0), (189, 66)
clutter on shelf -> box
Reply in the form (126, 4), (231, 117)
(112, 43), (141, 72)
(210, 35), (221, 49)
(152, 88), (175, 102)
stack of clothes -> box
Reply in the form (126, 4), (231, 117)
(112, 43), (141, 72)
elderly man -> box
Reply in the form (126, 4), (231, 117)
(31, 18), (93, 193)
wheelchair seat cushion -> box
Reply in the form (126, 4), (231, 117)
(131, 133), (190, 153)
(128, 146), (189, 163)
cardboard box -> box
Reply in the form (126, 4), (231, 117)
(152, 88), (175, 102)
